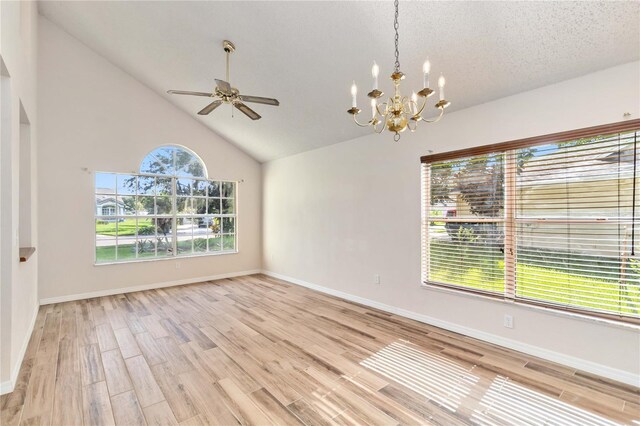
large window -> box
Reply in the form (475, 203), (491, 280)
(95, 146), (236, 264)
(422, 121), (640, 322)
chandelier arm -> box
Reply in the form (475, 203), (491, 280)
(353, 114), (374, 127)
(415, 95), (428, 117)
(419, 107), (446, 123)
(375, 117), (387, 133)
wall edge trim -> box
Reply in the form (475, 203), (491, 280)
(0, 302), (39, 395)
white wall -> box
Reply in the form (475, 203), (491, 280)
(0, 0), (40, 393)
(263, 61), (640, 385)
(37, 17), (262, 302)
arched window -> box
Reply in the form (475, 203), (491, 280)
(94, 146), (237, 264)
(139, 146), (207, 178)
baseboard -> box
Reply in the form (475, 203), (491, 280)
(0, 302), (40, 395)
(261, 270), (640, 388)
(39, 269), (262, 305)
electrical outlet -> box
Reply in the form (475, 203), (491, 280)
(373, 274), (380, 285)
(503, 314), (514, 329)
(175, 262), (181, 269)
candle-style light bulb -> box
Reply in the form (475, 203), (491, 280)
(422, 59), (431, 88)
(351, 81), (358, 108)
(372, 61), (380, 90)
(438, 74), (446, 100)
(371, 98), (377, 117)
(411, 92), (418, 114)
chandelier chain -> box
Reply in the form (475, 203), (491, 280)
(394, 0), (400, 72)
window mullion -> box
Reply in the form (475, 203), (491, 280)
(172, 177), (177, 257)
(505, 150), (517, 299)
(422, 163), (431, 283)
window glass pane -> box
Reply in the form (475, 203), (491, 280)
(95, 173), (116, 194)
(194, 217), (210, 253)
(208, 232), (221, 251)
(117, 235), (137, 262)
(176, 151), (205, 177)
(222, 198), (235, 214)
(222, 217), (235, 234)
(96, 218), (118, 237)
(194, 198), (207, 214)
(430, 155), (504, 219)
(96, 219), (117, 263)
(120, 196), (137, 216)
(137, 217), (155, 236)
(141, 147), (175, 176)
(177, 198), (206, 215)
(137, 196), (155, 215)
(136, 218), (156, 258)
(207, 198), (221, 215)
(208, 181), (220, 197)
(193, 180), (207, 196)
(137, 176), (155, 195)
(176, 197), (189, 215)
(428, 223), (504, 293)
(157, 178), (173, 196)
(156, 195), (173, 215)
(222, 181), (235, 198)
(176, 178), (192, 196)
(114, 218), (137, 238)
(96, 196), (119, 217)
(176, 217), (194, 255)
(96, 238), (117, 263)
(117, 175), (137, 195)
(223, 235), (236, 251)
(209, 217), (221, 235)
(155, 218), (174, 257)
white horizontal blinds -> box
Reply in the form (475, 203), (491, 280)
(515, 131), (640, 318)
(426, 154), (506, 294)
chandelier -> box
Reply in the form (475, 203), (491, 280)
(347, 0), (450, 142)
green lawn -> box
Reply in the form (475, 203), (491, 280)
(96, 235), (236, 263)
(429, 239), (640, 317)
(96, 218), (154, 236)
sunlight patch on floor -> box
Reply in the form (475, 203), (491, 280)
(471, 375), (623, 426)
(360, 340), (479, 412)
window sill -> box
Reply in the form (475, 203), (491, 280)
(420, 281), (640, 331)
(94, 250), (238, 266)
(19, 247), (36, 263)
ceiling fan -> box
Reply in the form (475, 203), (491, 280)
(167, 40), (279, 120)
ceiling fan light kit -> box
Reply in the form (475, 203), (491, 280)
(348, 0), (451, 141)
(167, 40), (279, 121)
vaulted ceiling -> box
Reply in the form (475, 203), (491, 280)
(39, 1), (640, 162)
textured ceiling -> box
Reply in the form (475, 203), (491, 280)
(38, 1), (640, 162)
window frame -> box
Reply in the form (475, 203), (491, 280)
(94, 146), (239, 265)
(421, 119), (640, 324)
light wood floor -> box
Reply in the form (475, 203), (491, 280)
(1, 274), (638, 425)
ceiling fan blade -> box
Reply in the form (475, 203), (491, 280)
(167, 90), (213, 97)
(234, 102), (261, 120)
(197, 100), (223, 115)
(215, 79), (232, 93)
(238, 95), (280, 106)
